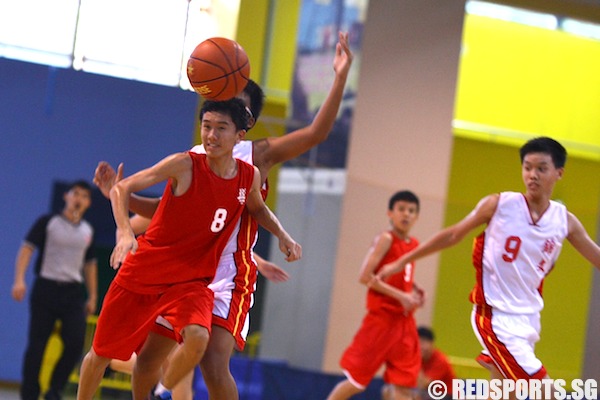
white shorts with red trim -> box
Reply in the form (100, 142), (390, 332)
(471, 305), (547, 380)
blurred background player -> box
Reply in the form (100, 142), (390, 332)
(12, 180), (97, 400)
(326, 190), (424, 400)
(415, 326), (455, 400)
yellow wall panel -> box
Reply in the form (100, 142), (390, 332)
(455, 14), (600, 159)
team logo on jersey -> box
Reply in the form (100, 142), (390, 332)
(237, 188), (247, 204)
(542, 239), (556, 254)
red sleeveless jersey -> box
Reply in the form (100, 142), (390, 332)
(115, 152), (256, 294)
(367, 232), (419, 314)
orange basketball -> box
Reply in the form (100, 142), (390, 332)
(186, 37), (251, 101)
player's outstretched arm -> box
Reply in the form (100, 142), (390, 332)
(377, 194), (499, 280)
(109, 152), (191, 268)
(253, 31), (353, 172)
(94, 161), (161, 218)
(566, 212), (600, 268)
(245, 168), (302, 262)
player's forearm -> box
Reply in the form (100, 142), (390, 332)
(408, 228), (462, 263)
(110, 183), (133, 233)
(368, 277), (405, 302)
(309, 75), (347, 143)
(128, 194), (160, 219)
(251, 206), (286, 240)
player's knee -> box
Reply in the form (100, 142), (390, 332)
(200, 352), (230, 383)
(182, 325), (209, 359)
(83, 349), (111, 370)
(201, 344), (228, 369)
(135, 354), (160, 375)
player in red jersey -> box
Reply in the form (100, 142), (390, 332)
(416, 326), (455, 400)
(326, 191), (424, 400)
(77, 98), (301, 400)
(94, 31), (353, 400)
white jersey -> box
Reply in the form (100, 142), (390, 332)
(470, 191), (568, 314)
(191, 140), (256, 256)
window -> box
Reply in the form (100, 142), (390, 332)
(0, 0), (239, 89)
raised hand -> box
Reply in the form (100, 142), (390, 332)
(333, 31), (354, 79)
(93, 161), (124, 199)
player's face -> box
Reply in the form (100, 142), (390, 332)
(521, 152), (563, 199)
(201, 111), (243, 157)
(387, 200), (419, 236)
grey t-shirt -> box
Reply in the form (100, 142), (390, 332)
(25, 214), (96, 283)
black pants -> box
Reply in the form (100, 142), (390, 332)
(20, 278), (87, 400)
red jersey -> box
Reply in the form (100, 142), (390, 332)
(366, 232), (419, 314)
(191, 141), (268, 258)
(423, 349), (456, 390)
(115, 152), (256, 294)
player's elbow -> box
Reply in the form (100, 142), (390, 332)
(314, 129), (332, 145)
(305, 126), (331, 146)
(358, 274), (372, 286)
(109, 181), (128, 201)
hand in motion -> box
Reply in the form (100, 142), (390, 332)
(279, 233), (302, 263)
(333, 31), (354, 79)
(257, 258), (290, 283)
(398, 290), (422, 314)
(93, 161), (123, 198)
(110, 228), (137, 270)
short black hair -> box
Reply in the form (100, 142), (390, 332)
(418, 326), (435, 342)
(388, 190), (420, 212)
(243, 79), (265, 122)
(519, 136), (567, 169)
(200, 98), (249, 132)
(68, 180), (92, 193)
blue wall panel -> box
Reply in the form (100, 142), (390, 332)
(0, 58), (198, 382)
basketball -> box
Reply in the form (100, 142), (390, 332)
(187, 37), (251, 101)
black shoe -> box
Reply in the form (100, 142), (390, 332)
(43, 389), (62, 400)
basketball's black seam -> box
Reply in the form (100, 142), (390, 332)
(189, 40), (249, 99)
(207, 38), (237, 73)
(206, 38), (244, 96)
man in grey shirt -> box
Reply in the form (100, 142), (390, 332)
(12, 180), (98, 400)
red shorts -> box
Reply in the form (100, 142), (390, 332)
(340, 309), (420, 388)
(153, 252), (258, 351)
(93, 281), (214, 360)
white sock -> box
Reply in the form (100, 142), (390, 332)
(154, 382), (170, 396)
